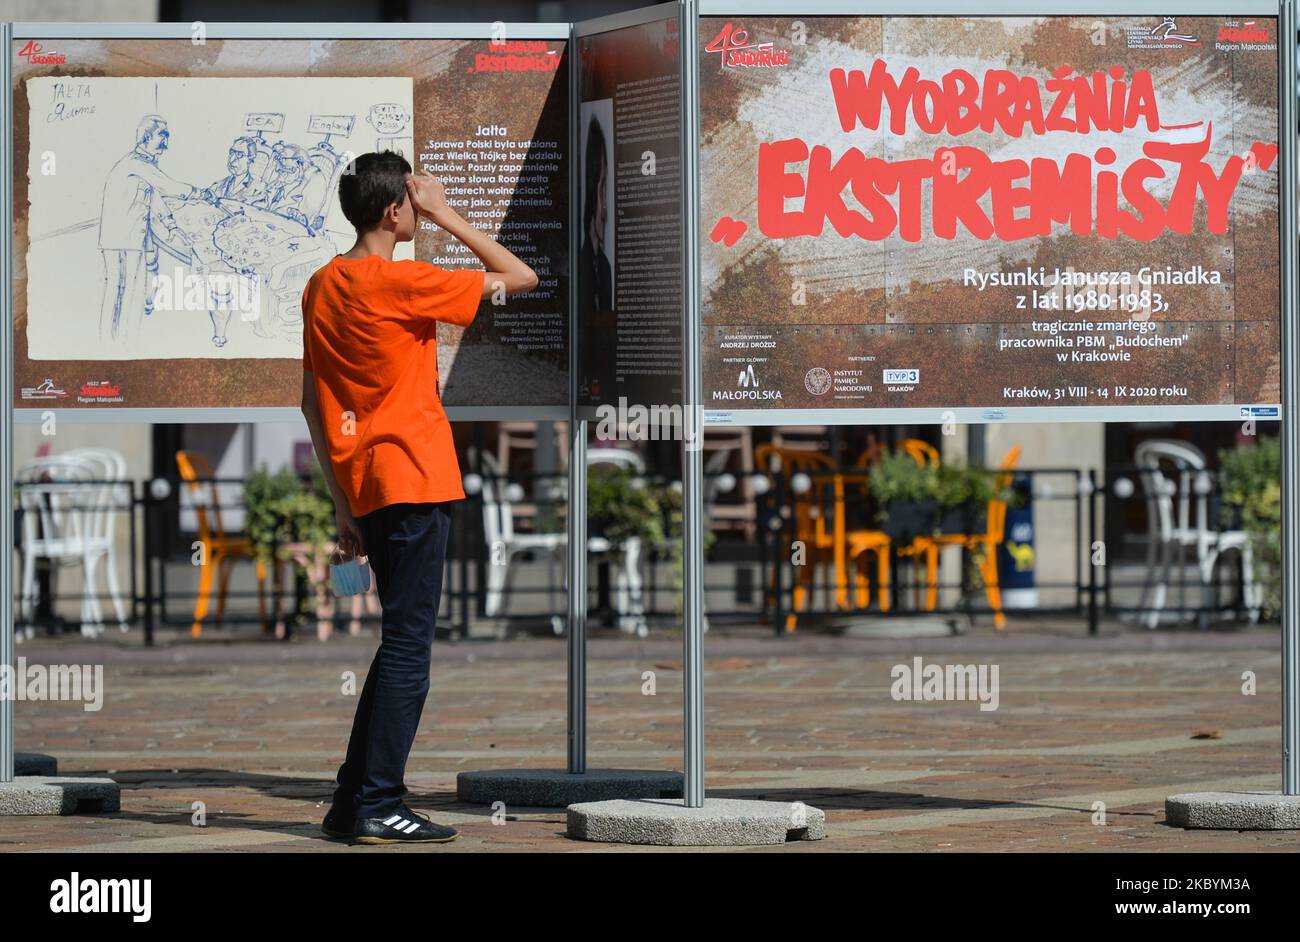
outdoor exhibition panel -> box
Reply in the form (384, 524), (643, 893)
(8, 22), (570, 422)
(576, 3), (685, 412)
(566, 1), (689, 774)
(684, 0), (1297, 813)
(696, 2), (1283, 426)
(3, 1), (1295, 823)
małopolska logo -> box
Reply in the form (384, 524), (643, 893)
(714, 362), (782, 401)
(704, 23), (790, 69)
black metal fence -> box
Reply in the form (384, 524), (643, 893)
(12, 464), (1268, 643)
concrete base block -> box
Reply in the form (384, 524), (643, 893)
(15, 753), (58, 776)
(0, 777), (121, 816)
(1165, 791), (1300, 830)
(841, 616), (963, 638)
(567, 797), (826, 846)
(457, 768), (683, 807)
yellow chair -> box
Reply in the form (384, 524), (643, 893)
(918, 446), (1023, 629)
(176, 450), (269, 637)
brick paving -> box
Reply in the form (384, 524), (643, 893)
(2, 618), (1297, 852)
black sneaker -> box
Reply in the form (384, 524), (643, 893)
(353, 806), (458, 845)
(321, 804), (355, 839)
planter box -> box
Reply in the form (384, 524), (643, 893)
(937, 503), (987, 535)
(1208, 494), (1245, 531)
(882, 499), (936, 542)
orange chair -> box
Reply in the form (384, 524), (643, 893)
(900, 438), (940, 469)
(917, 446), (1023, 629)
(854, 440), (887, 469)
(176, 450), (269, 637)
(756, 445), (841, 632)
(877, 440), (940, 609)
(838, 471), (892, 612)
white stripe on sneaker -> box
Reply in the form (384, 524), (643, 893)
(402, 821), (421, 834)
(383, 814), (403, 826)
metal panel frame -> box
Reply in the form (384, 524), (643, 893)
(0, 19), (573, 782)
(692, 1), (1297, 799)
(693, 4), (1285, 428)
(14, 22), (571, 39)
(573, 2), (680, 38)
(567, 0), (682, 777)
(704, 405), (1282, 427)
(11, 406), (568, 424)
(566, 17), (587, 775)
(3, 2), (1294, 807)
(1277, 0), (1296, 795)
(680, 0), (706, 808)
(699, 0), (1276, 14)
(2, 21), (13, 783)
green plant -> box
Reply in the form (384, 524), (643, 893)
(1218, 436), (1281, 617)
(560, 465), (712, 616)
(243, 462), (336, 622)
(271, 488), (336, 551)
(932, 464), (992, 509)
(587, 465), (665, 545)
(868, 451), (936, 510)
(244, 465), (303, 563)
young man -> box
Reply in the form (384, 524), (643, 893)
(300, 151), (537, 844)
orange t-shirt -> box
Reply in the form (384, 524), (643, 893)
(301, 255), (485, 517)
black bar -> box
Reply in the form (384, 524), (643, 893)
(142, 483), (155, 647)
(772, 469), (786, 637)
(458, 499), (469, 639)
(1088, 468), (1099, 637)
(127, 480), (139, 625)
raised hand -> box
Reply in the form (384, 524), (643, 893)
(405, 169), (451, 222)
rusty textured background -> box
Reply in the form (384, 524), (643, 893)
(576, 18), (684, 409)
(11, 36), (568, 411)
(699, 15), (1281, 410)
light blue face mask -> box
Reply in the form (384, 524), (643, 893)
(330, 555), (371, 597)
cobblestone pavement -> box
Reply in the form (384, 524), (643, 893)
(2, 619), (1297, 852)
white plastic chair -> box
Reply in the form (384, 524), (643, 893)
(66, 448), (131, 632)
(17, 457), (87, 638)
(472, 446), (650, 636)
(1134, 439), (1261, 628)
(16, 450), (129, 638)
(585, 449), (648, 636)
(586, 447), (645, 474)
(476, 449), (566, 620)
(703, 446), (736, 522)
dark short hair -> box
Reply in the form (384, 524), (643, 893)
(338, 150), (411, 231)
(583, 116), (607, 230)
